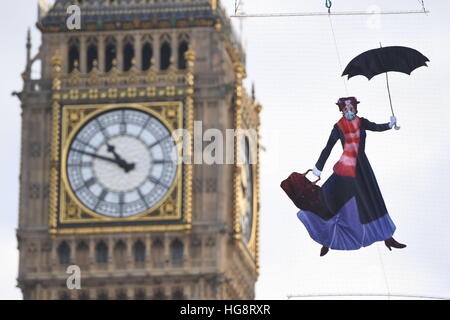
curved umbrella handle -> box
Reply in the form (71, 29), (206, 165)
(394, 124), (401, 130)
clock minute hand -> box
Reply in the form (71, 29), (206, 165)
(71, 148), (133, 173)
(73, 147), (134, 173)
(71, 148), (121, 164)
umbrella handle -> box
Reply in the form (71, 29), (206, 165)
(386, 73), (401, 130)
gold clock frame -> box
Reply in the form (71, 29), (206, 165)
(50, 101), (191, 234)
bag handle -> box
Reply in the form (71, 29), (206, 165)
(303, 169), (321, 185)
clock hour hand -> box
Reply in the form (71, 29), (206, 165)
(106, 143), (135, 173)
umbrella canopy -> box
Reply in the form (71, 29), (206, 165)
(342, 46), (429, 80)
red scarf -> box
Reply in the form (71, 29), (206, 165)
(333, 116), (361, 177)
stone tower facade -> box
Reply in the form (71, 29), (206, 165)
(16, 0), (261, 300)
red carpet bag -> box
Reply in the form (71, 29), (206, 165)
(280, 169), (322, 212)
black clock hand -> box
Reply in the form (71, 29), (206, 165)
(106, 143), (135, 172)
(71, 148), (121, 164)
(106, 143), (124, 162)
(71, 148), (134, 173)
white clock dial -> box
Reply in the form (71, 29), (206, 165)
(240, 136), (254, 243)
(66, 108), (178, 218)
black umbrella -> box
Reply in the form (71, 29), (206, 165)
(342, 45), (429, 129)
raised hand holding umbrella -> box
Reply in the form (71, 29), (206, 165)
(342, 45), (430, 130)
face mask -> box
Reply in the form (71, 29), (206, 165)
(344, 111), (356, 120)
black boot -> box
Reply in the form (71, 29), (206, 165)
(320, 246), (329, 256)
(384, 237), (407, 251)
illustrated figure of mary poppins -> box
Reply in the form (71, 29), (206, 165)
(297, 97), (407, 256)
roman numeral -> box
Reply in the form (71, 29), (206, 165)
(152, 159), (174, 164)
(120, 123), (127, 135)
(68, 161), (92, 167)
(85, 177), (96, 188)
(96, 119), (110, 139)
(120, 110), (127, 134)
(74, 177), (96, 192)
(74, 139), (96, 151)
(148, 175), (169, 189)
(138, 116), (151, 138)
(94, 189), (108, 211)
(137, 189), (149, 209)
(119, 192), (125, 218)
(148, 135), (170, 149)
(99, 189), (108, 201)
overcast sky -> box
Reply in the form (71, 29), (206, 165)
(1, 0), (449, 299)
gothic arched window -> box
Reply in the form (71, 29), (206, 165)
(123, 36), (135, 72)
(142, 42), (153, 71)
(153, 288), (166, 300)
(114, 240), (127, 268)
(87, 38), (98, 72)
(133, 240), (146, 264)
(59, 291), (70, 300)
(76, 241), (89, 268)
(58, 241), (71, 265)
(135, 289), (146, 300)
(151, 239), (164, 268)
(178, 40), (189, 70)
(68, 38), (80, 73)
(160, 41), (171, 71)
(172, 288), (185, 300)
(95, 241), (108, 264)
(170, 239), (184, 267)
(97, 290), (108, 300)
(105, 37), (117, 72)
(116, 289), (127, 300)
(78, 291), (89, 300)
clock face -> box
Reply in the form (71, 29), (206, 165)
(240, 136), (254, 243)
(66, 108), (178, 218)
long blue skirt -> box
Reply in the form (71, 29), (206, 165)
(297, 174), (396, 250)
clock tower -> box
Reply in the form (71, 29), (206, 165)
(16, 0), (261, 300)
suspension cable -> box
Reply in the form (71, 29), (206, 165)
(231, 10), (429, 18)
(376, 242), (392, 300)
(287, 293), (449, 300)
(418, 0), (427, 13)
(326, 1), (348, 95)
(234, 0), (242, 15)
